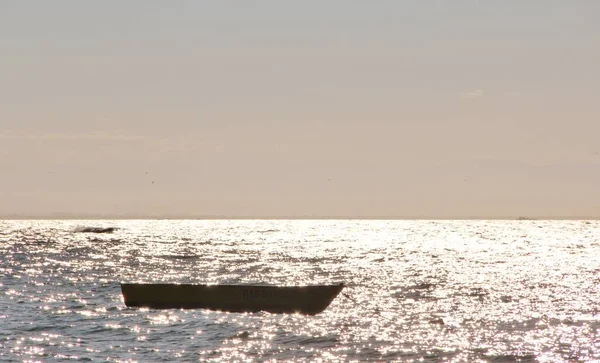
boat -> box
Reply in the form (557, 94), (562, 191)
(120, 282), (344, 315)
(74, 226), (117, 233)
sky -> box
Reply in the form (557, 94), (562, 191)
(1, 1), (599, 218)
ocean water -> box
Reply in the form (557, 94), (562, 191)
(1, 219), (599, 362)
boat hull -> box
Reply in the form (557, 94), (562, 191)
(121, 283), (344, 315)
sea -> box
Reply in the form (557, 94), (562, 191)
(1, 219), (599, 362)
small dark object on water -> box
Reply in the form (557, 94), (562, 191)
(74, 227), (117, 234)
(121, 283), (344, 315)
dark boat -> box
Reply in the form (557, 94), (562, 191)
(121, 283), (344, 315)
(74, 226), (117, 233)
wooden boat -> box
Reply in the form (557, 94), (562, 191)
(121, 283), (344, 315)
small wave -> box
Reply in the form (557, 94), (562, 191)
(393, 290), (440, 301)
(257, 229), (280, 234)
(297, 335), (339, 347)
(159, 255), (199, 260)
(228, 331), (251, 340)
(485, 353), (537, 362)
(465, 288), (488, 298)
(411, 282), (435, 290)
(24, 324), (65, 332)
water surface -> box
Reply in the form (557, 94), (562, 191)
(1, 219), (599, 362)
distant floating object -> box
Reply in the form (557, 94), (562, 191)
(73, 226), (117, 234)
(120, 283), (344, 315)
(516, 217), (536, 221)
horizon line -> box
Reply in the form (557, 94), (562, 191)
(1, 214), (599, 221)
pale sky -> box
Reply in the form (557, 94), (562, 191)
(1, 1), (599, 218)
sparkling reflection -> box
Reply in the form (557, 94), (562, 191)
(0, 219), (599, 361)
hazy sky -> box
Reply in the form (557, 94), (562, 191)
(1, 1), (599, 218)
